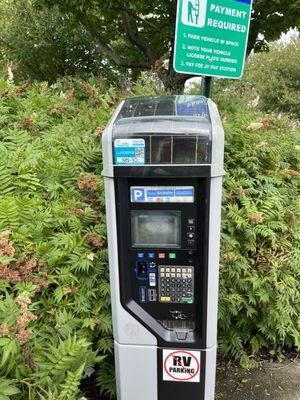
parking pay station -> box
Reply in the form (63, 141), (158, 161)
(102, 95), (224, 400)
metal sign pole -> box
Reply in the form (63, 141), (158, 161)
(201, 76), (213, 98)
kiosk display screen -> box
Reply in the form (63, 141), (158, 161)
(131, 210), (181, 248)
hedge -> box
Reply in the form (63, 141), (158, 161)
(0, 78), (298, 398)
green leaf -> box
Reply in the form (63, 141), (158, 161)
(0, 379), (20, 398)
(0, 340), (18, 368)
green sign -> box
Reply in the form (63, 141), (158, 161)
(174, 0), (253, 79)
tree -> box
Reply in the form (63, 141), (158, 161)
(33, 0), (300, 92)
(3, 0), (299, 90)
(0, 0), (118, 83)
(31, 0), (187, 91)
(248, 0), (300, 53)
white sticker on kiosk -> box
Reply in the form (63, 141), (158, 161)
(163, 349), (201, 383)
(114, 139), (145, 165)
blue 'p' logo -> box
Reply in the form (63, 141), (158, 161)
(131, 188), (145, 202)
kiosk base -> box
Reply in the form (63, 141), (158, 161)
(115, 342), (157, 400)
(114, 342), (217, 400)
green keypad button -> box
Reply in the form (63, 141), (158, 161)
(169, 253), (176, 259)
(182, 297), (193, 304)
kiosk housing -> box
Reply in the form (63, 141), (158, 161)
(102, 95), (225, 400)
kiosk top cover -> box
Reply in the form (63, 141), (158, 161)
(112, 96), (212, 165)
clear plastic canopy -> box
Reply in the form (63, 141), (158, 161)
(112, 95), (212, 165)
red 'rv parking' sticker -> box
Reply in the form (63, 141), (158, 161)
(163, 350), (201, 383)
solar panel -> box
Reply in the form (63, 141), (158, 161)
(112, 96), (212, 165)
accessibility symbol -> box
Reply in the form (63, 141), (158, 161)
(181, 0), (208, 28)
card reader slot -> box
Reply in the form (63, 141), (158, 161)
(148, 289), (157, 302)
(139, 286), (148, 303)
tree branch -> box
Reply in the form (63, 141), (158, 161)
(95, 36), (151, 68)
(78, 11), (152, 69)
(113, 3), (161, 33)
(120, 1), (157, 63)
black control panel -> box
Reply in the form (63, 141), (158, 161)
(133, 215), (196, 306)
(115, 177), (210, 346)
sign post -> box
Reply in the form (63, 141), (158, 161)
(174, 0), (253, 79)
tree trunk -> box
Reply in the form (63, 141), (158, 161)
(158, 68), (192, 94)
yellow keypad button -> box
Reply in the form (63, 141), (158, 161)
(161, 297), (171, 302)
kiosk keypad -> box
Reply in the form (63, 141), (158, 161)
(159, 266), (194, 304)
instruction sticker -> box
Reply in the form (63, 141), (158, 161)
(114, 138), (145, 165)
(163, 349), (201, 383)
(130, 186), (195, 203)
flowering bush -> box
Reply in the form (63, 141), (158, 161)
(217, 95), (300, 367)
(0, 78), (298, 398)
(0, 78), (117, 399)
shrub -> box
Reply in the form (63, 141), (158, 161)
(245, 40), (300, 119)
(217, 93), (300, 367)
(0, 78), (298, 398)
(0, 78), (118, 399)
(214, 39), (300, 120)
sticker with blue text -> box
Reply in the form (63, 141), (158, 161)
(176, 97), (208, 117)
(130, 186), (195, 203)
(114, 138), (145, 165)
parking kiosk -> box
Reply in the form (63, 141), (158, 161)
(102, 95), (224, 400)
